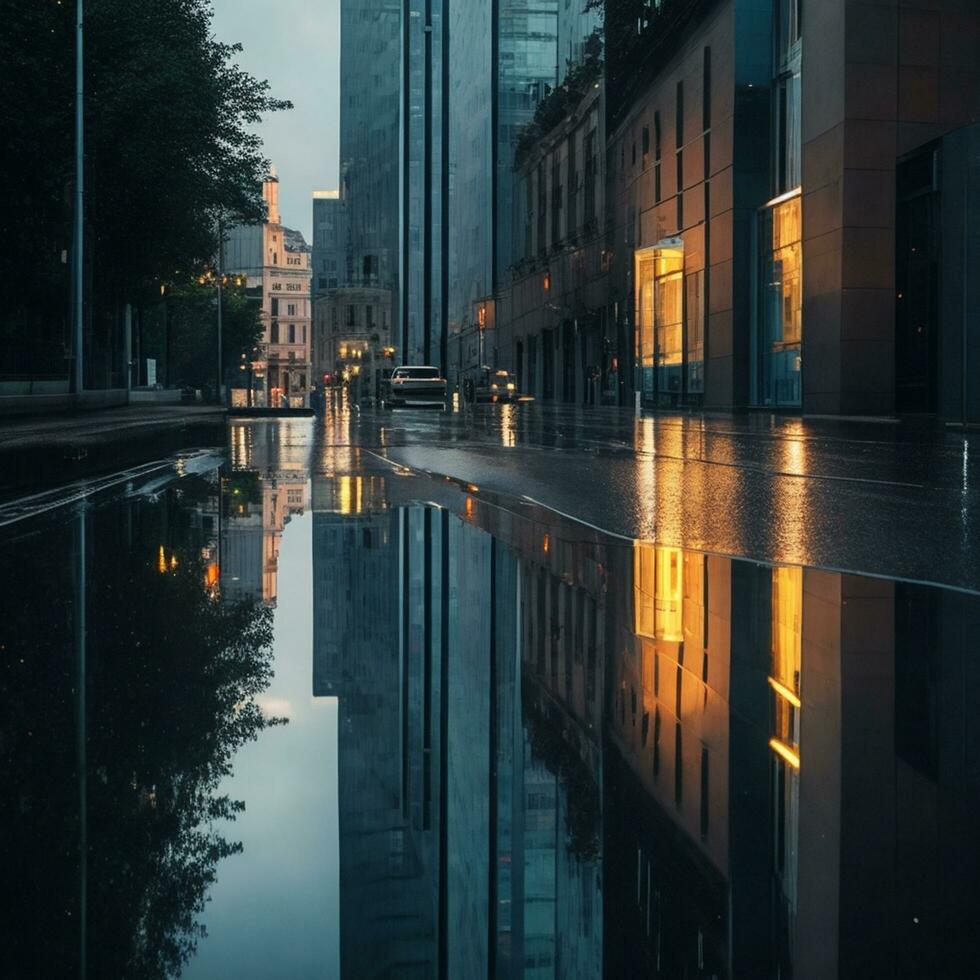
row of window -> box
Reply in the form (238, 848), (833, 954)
(269, 322), (307, 344)
(528, 127), (599, 257)
(271, 300), (302, 317)
(321, 304), (390, 331)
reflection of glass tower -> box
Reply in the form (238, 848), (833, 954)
(312, 491), (609, 975)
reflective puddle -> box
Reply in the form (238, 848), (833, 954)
(2, 418), (978, 978)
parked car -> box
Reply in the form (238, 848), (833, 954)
(474, 367), (517, 403)
(383, 365), (448, 408)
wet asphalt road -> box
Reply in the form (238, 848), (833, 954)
(318, 399), (979, 593)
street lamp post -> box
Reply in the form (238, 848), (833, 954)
(216, 217), (224, 404)
(73, 0), (84, 396)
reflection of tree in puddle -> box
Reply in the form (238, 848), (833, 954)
(89, 551), (284, 977)
(1, 513), (285, 979)
(522, 670), (600, 862)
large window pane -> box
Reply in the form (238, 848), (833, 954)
(758, 195), (802, 406)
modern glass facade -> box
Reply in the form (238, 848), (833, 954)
(556, 0), (600, 73)
(339, 0), (402, 348)
(311, 192), (345, 297)
(448, 0), (557, 366)
(634, 239), (686, 405)
(755, 0), (803, 407)
(399, 0), (449, 368)
(757, 191), (803, 406)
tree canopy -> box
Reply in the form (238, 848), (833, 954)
(0, 0), (291, 321)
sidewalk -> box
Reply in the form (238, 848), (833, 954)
(0, 405), (227, 499)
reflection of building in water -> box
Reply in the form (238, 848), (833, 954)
(605, 543), (801, 977)
(221, 421), (311, 605)
(604, 544), (980, 979)
(309, 471), (980, 977)
(311, 486), (606, 977)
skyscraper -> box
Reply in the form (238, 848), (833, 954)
(311, 190), (345, 299)
(339, 0), (402, 346)
(447, 0), (558, 382)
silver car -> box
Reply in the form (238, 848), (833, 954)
(383, 365), (448, 408)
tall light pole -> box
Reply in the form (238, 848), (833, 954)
(216, 216), (224, 404)
(73, 0), (84, 396)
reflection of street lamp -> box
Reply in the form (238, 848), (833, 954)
(73, 0), (84, 397)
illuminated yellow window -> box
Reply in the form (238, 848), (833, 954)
(635, 242), (684, 399)
(770, 565), (802, 762)
(633, 543), (683, 641)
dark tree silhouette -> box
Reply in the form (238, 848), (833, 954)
(0, 476), (284, 979)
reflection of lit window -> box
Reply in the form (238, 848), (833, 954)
(770, 564), (802, 761)
(633, 543), (683, 641)
(337, 475), (363, 515)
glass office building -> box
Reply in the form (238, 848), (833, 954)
(755, 0), (802, 407)
(402, 0), (448, 367)
(448, 0), (557, 355)
(339, 0), (402, 342)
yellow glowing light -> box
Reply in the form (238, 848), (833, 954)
(543, 533), (550, 555)
(465, 496), (475, 519)
(466, 484), (479, 493)
(768, 676), (801, 708)
(157, 546), (167, 574)
(170, 555), (178, 570)
(769, 738), (801, 769)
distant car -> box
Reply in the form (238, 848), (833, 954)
(474, 368), (517, 403)
(383, 365), (448, 408)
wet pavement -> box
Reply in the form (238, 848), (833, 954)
(2, 403), (979, 978)
(353, 400), (980, 592)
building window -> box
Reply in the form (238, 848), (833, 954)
(675, 82), (684, 229)
(686, 270), (705, 395)
(773, 0), (802, 194)
(536, 161), (547, 256)
(654, 111), (662, 202)
(366, 304), (375, 328)
(584, 130), (597, 224)
(288, 303), (296, 316)
(642, 125), (650, 167)
(551, 157), (562, 244)
(774, 73), (802, 194)
(635, 243), (685, 405)
(288, 323), (296, 343)
(756, 192), (802, 406)
(347, 305), (356, 327)
(271, 322), (279, 343)
(567, 134), (577, 234)
(271, 298), (279, 316)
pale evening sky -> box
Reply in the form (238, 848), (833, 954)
(210, 0), (341, 243)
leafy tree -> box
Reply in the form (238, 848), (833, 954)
(165, 278), (264, 392)
(0, 0), (290, 365)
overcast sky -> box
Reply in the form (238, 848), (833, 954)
(211, 0), (340, 243)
